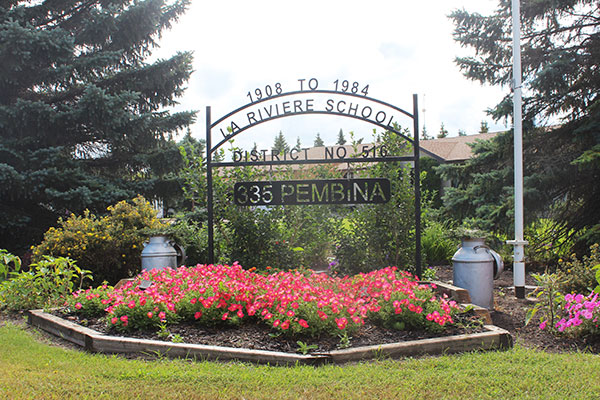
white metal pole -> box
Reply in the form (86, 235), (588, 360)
(508, 0), (527, 298)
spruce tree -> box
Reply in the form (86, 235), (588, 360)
(438, 123), (448, 138)
(421, 126), (432, 140)
(336, 129), (346, 145)
(0, 0), (195, 253)
(314, 133), (324, 147)
(444, 0), (600, 246)
(479, 121), (489, 134)
(272, 131), (289, 154)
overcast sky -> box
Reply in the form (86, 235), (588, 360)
(154, 0), (509, 151)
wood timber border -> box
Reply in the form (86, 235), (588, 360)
(27, 281), (511, 365)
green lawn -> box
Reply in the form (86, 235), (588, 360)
(1, 321), (599, 399)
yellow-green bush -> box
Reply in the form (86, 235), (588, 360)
(32, 196), (167, 284)
(556, 243), (600, 294)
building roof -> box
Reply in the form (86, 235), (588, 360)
(420, 132), (499, 162)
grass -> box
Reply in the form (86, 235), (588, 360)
(1, 320), (600, 399)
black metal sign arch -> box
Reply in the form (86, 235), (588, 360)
(206, 88), (424, 277)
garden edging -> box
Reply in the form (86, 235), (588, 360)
(27, 278), (512, 366)
(27, 309), (512, 365)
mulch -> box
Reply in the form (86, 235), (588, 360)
(51, 309), (484, 354)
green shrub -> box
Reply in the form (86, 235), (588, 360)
(525, 272), (564, 330)
(421, 220), (457, 266)
(556, 243), (600, 294)
(334, 131), (416, 275)
(32, 196), (167, 284)
(0, 256), (91, 311)
(525, 218), (581, 267)
(0, 249), (21, 282)
(334, 218), (370, 275)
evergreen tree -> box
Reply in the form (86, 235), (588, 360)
(293, 137), (301, 151)
(479, 121), (489, 134)
(421, 126), (432, 140)
(445, 0), (600, 246)
(314, 133), (324, 147)
(272, 131), (289, 154)
(336, 129), (347, 145)
(178, 131), (206, 212)
(438, 123), (448, 138)
(0, 0), (195, 254)
(458, 129), (467, 137)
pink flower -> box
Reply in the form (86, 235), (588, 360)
(281, 320), (290, 330)
(120, 315), (128, 326)
(194, 311), (202, 320)
(147, 312), (153, 319)
(74, 302), (82, 310)
(298, 319), (309, 328)
(158, 311), (166, 321)
(565, 293), (574, 303)
(539, 320), (547, 330)
(335, 317), (348, 330)
(127, 301), (136, 309)
(111, 317), (118, 325)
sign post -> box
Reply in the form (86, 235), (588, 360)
(205, 106), (214, 265)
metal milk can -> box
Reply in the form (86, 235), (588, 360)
(141, 236), (186, 272)
(452, 237), (504, 309)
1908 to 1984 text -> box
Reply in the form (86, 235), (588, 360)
(246, 78), (369, 103)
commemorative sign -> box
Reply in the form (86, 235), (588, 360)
(210, 78), (414, 153)
(204, 77), (423, 275)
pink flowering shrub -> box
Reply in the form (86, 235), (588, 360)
(67, 264), (460, 337)
(69, 284), (113, 317)
(553, 292), (600, 336)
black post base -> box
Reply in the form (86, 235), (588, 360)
(515, 286), (525, 299)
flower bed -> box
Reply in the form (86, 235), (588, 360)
(66, 264), (461, 340)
